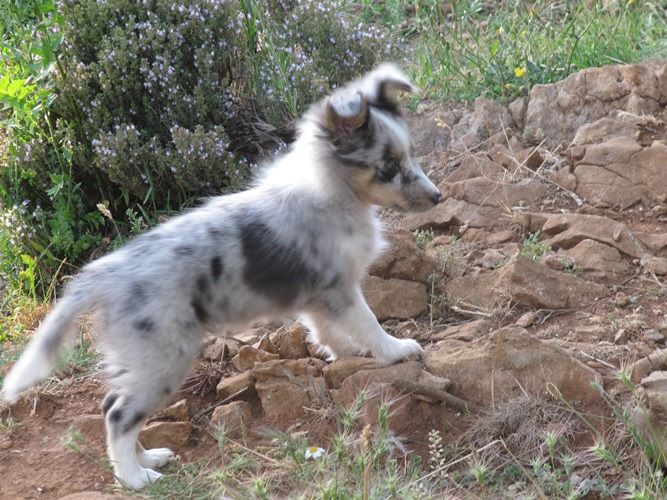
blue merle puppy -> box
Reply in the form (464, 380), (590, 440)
(1, 64), (442, 489)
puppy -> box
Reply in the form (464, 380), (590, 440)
(1, 64), (442, 489)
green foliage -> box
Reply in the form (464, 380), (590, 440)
(413, 228), (435, 249)
(520, 231), (551, 262)
(0, 0), (393, 300)
(363, 0), (667, 101)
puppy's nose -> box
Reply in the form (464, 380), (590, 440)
(430, 191), (443, 204)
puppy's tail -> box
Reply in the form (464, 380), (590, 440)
(1, 289), (92, 403)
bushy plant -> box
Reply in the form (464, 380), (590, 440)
(0, 0), (394, 299)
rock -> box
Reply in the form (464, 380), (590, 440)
(432, 319), (494, 342)
(524, 61), (666, 148)
(270, 323), (310, 359)
(515, 311), (538, 328)
(71, 414), (105, 441)
(628, 349), (667, 383)
(216, 371), (255, 400)
(634, 232), (667, 257)
(474, 248), (508, 269)
(450, 98), (514, 152)
(446, 255), (606, 311)
(638, 371), (667, 433)
(211, 401), (252, 438)
(255, 377), (325, 424)
(201, 338), (241, 361)
(542, 213), (643, 258)
(502, 255), (607, 309)
(252, 358), (326, 382)
(515, 147), (545, 170)
(368, 229), (438, 283)
(444, 152), (505, 183)
(233, 346), (279, 372)
(542, 253), (566, 271)
(323, 357), (382, 389)
(508, 97), (528, 129)
(614, 292), (630, 308)
(0, 436), (12, 451)
(157, 399), (189, 421)
(643, 256), (667, 276)
(571, 110), (646, 146)
(405, 107), (457, 155)
(644, 329), (665, 343)
(407, 177), (547, 231)
(361, 275), (427, 321)
(139, 421), (191, 451)
(561, 239), (630, 278)
(418, 370), (451, 392)
(641, 370), (667, 392)
(570, 137), (667, 207)
(330, 361), (424, 408)
(255, 333), (278, 354)
(426, 326), (603, 406)
(614, 329), (629, 345)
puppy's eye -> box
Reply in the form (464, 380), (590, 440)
(377, 158), (401, 183)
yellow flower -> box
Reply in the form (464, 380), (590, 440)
(514, 66), (526, 78)
(504, 83), (513, 89)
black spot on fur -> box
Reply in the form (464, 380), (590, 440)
(102, 393), (119, 416)
(375, 144), (400, 183)
(317, 117), (375, 163)
(401, 171), (418, 185)
(178, 346), (186, 357)
(109, 368), (128, 379)
(211, 256), (223, 281)
(239, 214), (321, 307)
(134, 318), (155, 334)
(369, 81), (403, 117)
(163, 386), (172, 395)
(324, 273), (341, 289)
(175, 245), (194, 256)
(191, 298), (209, 323)
(218, 297), (229, 310)
(208, 226), (224, 239)
(109, 407), (124, 423)
(124, 412), (146, 433)
(134, 283), (146, 300)
(196, 274), (210, 294)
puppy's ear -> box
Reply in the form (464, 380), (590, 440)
(324, 91), (369, 138)
(362, 63), (417, 110)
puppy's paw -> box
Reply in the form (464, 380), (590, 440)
(117, 467), (163, 489)
(138, 447), (175, 469)
(376, 337), (423, 364)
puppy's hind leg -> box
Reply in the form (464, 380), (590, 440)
(102, 339), (198, 489)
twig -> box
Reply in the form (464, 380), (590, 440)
(579, 351), (617, 370)
(392, 380), (480, 414)
(193, 386), (250, 421)
(450, 305), (493, 318)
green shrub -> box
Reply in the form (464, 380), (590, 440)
(0, 0), (393, 298)
(391, 0), (667, 100)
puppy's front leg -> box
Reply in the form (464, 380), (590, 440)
(304, 286), (423, 364)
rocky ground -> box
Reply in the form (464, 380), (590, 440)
(3, 60), (667, 498)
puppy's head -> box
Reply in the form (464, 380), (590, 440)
(315, 64), (442, 212)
